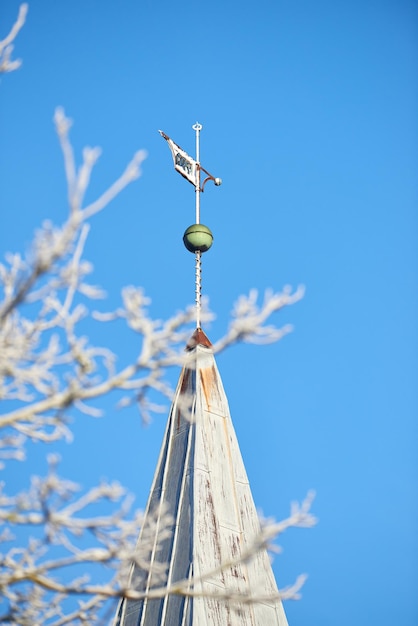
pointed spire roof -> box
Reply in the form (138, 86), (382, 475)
(115, 331), (289, 625)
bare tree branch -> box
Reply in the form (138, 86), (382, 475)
(0, 4), (28, 73)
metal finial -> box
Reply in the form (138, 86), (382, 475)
(193, 123), (202, 327)
(159, 123), (221, 330)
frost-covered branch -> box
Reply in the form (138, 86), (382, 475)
(0, 4), (28, 73)
(0, 456), (167, 625)
(0, 108), (150, 462)
(0, 464), (315, 625)
(213, 286), (305, 353)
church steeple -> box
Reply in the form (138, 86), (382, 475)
(114, 126), (289, 625)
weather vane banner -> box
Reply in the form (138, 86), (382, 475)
(159, 130), (198, 187)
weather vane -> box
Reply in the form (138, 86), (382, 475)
(159, 124), (222, 329)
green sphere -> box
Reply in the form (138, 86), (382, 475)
(183, 224), (213, 253)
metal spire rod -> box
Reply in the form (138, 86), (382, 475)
(192, 122), (203, 328)
(195, 251), (202, 329)
(193, 122), (202, 224)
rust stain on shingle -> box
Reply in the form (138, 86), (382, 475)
(177, 369), (192, 430)
(180, 368), (191, 395)
(199, 365), (218, 411)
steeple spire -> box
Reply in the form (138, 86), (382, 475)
(114, 335), (289, 625)
(114, 126), (289, 625)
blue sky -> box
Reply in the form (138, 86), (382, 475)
(1, 1), (417, 624)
